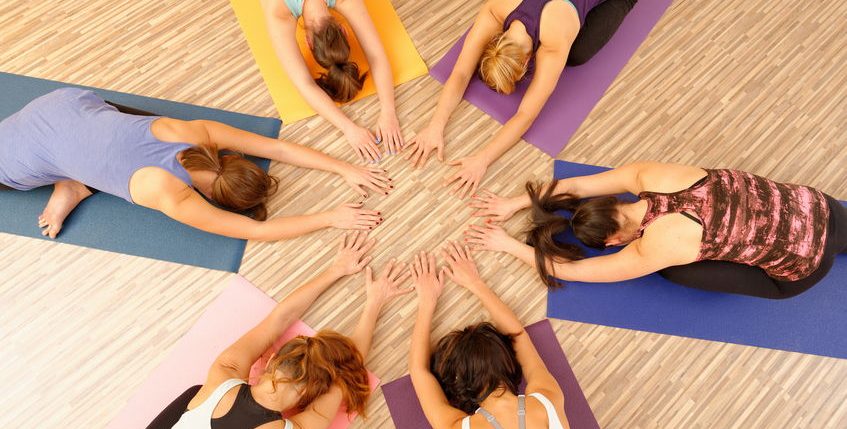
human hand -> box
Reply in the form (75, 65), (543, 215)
(444, 154), (489, 199)
(329, 231), (376, 277)
(365, 259), (413, 309)
(375, 110), (405, 156)
(469, 190), (522, 222)
(410, 250), (445, 310)
(404, 123), (445, 169)
(344, 125), (382, 163)
(464, 220), (517, 253)
(330, 202), (383, 230)
(341, 164), (393, 198)
(441, 241), (487, 294)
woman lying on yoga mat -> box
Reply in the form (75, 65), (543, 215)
(409, 243), (569, 429)
(465, 162), (847, 299)
(407, 0), (636, 198)
(263, 0), (402, 162)
(0, 88), (393, 239)
(150, 231), (412, 429)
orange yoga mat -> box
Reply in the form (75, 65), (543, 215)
(230, 0), (428, 123)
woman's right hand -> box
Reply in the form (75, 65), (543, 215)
(365, 259), (413, 309)
(411, 250), (445, 310)
(464, 220), (518, 253)
(404, 123), (445, 169)
(344, 125), (383, 163)
(330, 202), (383, 230)
(469, 190), (523, 221)
(441, 241), (488, 295)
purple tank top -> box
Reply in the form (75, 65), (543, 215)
(0, 88), (193, 203)
(503, 0), (602, 50)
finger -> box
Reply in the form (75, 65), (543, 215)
(449, 178), (467, 195)
(442, 266), (455, 282)
(403, 139), (419, 159)
(462, 244), (473, 261)
(353, 184), (368, 198)
(443, 172), (463, 189)
(345, 202), (364, 209)
(365, 178), (391, 195)
(356, 255), (373, 269)
(464, 229), (488, 240)
(394, 270), (412, 285)
(355, 222), (378, 231)
(340, 232), (350, 250)
(409, 146), (424, 167)
(449, 240), (464, 260)
(387, 133), (398, 156)
(365, 142), (381, 163)
(388, 260), (404, 280)
(427, 252), (437, 275)
(354, 145), (366, 163)
(413, 254), (422, 277)
(437, 267), (446, 286)
(352, 230), (367, 249)
(395, 130), (405, 150)
(437, 144), (444, 162)
(464, 237), (488, 246)
(456, 180), (473, 199)
(466, 180), (480, 200)
(441, 246), (456, 264)
(447, 159), (462, 166)
(359, 238), (377, 256)
(375, 128), (383, 147)
(355, 208), (382, 217)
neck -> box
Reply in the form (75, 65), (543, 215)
(182, 165), (216, 199)
(505, 20), (533, 57)
(618, 200), (649, 239)
(478, 388), (517, 411)
(250, 377), (298, 413)
(303, 0), (329, 30)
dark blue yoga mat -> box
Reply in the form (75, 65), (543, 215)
(0, 72), (281, 272)
(547, 160), (847, 359)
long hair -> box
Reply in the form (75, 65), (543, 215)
(525, 181), (621, 288)
(430, 323), (523, 415)
(310, 18), (366, 102)
(267, 330), (371, 417)
(179, 143), (279, 220)
(479, 31), (529, 94)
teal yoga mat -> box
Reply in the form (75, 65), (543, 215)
(0, 72), (280, 272)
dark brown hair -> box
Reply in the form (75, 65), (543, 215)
(525, 181), (621, 288)
(179, 143), (279, 220)
(430, 323), (523, 414)
(267, 330), (371, 417)
(311, 18), (366, 102)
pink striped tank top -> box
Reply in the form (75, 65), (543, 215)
(637, 169), (830, 281)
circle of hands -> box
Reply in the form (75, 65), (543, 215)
(326, 119), (530, 306)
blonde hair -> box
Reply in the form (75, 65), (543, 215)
(479, 32), (528, 94)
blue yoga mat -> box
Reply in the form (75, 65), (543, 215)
(547, 160), (847, 359)
(0, 72), (281, 272)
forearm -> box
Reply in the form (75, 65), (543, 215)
(409, 304), (436, 371)
(349, 300), (382, 360)
(274, 139), (349, 175)
(511, 178), (576, 211)
(429, 73), (473, 129)
(253, 211), (333, 241)
(475, 111), (533, 165)
(506, 237), (539, 268)
(269, 268), (345, 332)
(469, 283), (523, 335)
(301, 85), (359, 132)
(371, 60), (397, 116)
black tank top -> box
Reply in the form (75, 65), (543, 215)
(211, 384), (282, 429)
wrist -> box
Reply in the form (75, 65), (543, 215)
(417, 297), (438, 313)
(316, 210), (335, 229)
(465, 279), (488, 293)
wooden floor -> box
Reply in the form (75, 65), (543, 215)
(1, 0), (846, 427)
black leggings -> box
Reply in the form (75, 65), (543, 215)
(567, 0), (638, 66)
(659, 196), (847, 299)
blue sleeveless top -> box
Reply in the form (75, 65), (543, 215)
(0, 88), (193, 203)
(284, 0), (336, 18)
(504, 0), (603, 51)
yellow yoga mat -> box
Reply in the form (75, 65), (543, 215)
(230, 0), (428, 123)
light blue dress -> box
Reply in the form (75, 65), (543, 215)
(284, 0), (337, 18)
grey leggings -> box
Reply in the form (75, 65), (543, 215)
(659, 196), (847, 299)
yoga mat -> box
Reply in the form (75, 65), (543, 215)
(108, 275), (378, 429)
(230, 0), (428, 123)
(0, 72), (279, 272)
(382, 319), (598, 429)
(430, 0), (673, 157)
(547, 160), (847, 359)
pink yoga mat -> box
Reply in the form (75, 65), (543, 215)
(108, 275), (378, 429)
(382, 320), (598, 429)
(430, 0), (674, 157)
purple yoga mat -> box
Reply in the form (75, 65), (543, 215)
(430, 0), (674, 157)
(382, 319), (598, 429)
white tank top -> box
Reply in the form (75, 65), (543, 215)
(172, 378), (293, 429)
(460, 392), (566, 429)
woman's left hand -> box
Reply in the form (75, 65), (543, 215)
(444, 155), (489, 199)
(365, 259), (413, 309)
(329, 231), (376, 277)
(375, 110), (405, 156)
(464, 221), (517, 253)
(341, 164), (393, 198)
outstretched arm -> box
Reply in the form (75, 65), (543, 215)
(409, 251), (467, 429)
(262, 0), (381, 162)
(444, 43), (571, 199)
(441, 241), (566, 423)
(404, 2), (502, 169)
(289, 258), (413, 429)
(338, 0), (405, 154)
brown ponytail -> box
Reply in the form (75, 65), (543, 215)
(179, 143), (279, 220)
(525, 181), (621, 288)
(310, 18), (366, 102)
(267, 330), (371, 417)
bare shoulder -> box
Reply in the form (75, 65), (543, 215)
(261, 0), (292, 20)
(639, 215), (702, 265)
(527, 390), (568, 427)
(632, 161), (708, 193)
(129, 166), (193, 209)
(539, 0), (580, 46)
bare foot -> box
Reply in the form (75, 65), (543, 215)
(37, 180), (93, 239)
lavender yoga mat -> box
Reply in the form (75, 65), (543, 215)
(430, 0), (673, 156)
(382, 319), (598, 429)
